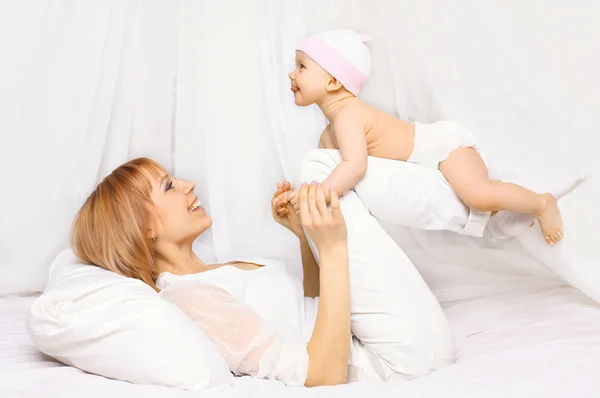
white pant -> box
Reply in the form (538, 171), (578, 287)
(300, 150), (455, 381)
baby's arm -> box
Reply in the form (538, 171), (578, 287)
(321, 108), (368, 200)
(285, 110), (367, 210)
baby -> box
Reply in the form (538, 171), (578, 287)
(278, 29), (563, 245)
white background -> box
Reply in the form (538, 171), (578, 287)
(0, 0), (598, 296)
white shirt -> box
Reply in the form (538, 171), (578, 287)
(155, 257), (319, 386)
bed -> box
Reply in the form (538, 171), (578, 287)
(3, 250), (600, 398)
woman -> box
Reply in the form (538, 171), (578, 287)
(71, 157), (453, 386)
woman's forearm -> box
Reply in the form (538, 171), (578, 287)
(305, 245), (351, 387)
(299, 236), (320, 298)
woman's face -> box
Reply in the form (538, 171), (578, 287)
(149, 173), (212, 245)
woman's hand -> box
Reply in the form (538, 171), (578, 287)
(298, 182), (347, 253)
(271, 181), (304, 238)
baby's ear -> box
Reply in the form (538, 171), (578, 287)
(326, 76), (343, 92)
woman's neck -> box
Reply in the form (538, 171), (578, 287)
(154, 242), (208, 275)
(318, 91), (358, 121)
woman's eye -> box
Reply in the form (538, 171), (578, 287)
(166, 181), (174, 191)
(300, 64), (305, 69)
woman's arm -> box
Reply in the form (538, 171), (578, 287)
(305, 244), (349, 386)
(299, 183), (351, 387)
(271, 182), (320, 298)
(271, 181), (350, 385)
(299, 236), (320, 298)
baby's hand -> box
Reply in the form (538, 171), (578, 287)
(285, 182), (333, 211)
(276, 190), (299, 211)
(288, 190), (299, 211)
(276, 182), (333, 213)
(274, 182), (292, 215)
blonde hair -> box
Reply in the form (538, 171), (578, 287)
(71, 157), (167, 291)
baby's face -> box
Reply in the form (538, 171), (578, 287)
(288, 51), (331, 106)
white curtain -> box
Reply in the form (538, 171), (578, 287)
(373, 0), (600, 285)
(175, 0), (375, 274)
(0, 0), (178, 294)
(1, 0), (598, 296)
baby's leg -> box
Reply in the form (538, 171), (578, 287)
(440, 147), (563, 245)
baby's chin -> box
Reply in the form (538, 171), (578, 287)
(293, 94), (314, 107)
(294, 99), (311, 107)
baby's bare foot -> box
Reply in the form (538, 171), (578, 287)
(537, 193), (563, 245)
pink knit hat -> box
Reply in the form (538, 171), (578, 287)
(297, 29), (373, 96)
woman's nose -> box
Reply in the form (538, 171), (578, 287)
(179, 179), (195, 193)
(288, 71), (294, 80)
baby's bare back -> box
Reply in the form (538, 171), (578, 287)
(319, 101), (415, 161)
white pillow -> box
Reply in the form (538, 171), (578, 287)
(301, 149), (587, 238)
(27, 249), (233, 391)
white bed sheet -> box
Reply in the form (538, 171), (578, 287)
(3, 278), (600, 398)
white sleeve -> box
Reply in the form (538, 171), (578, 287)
(159, 280), (309, 386)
